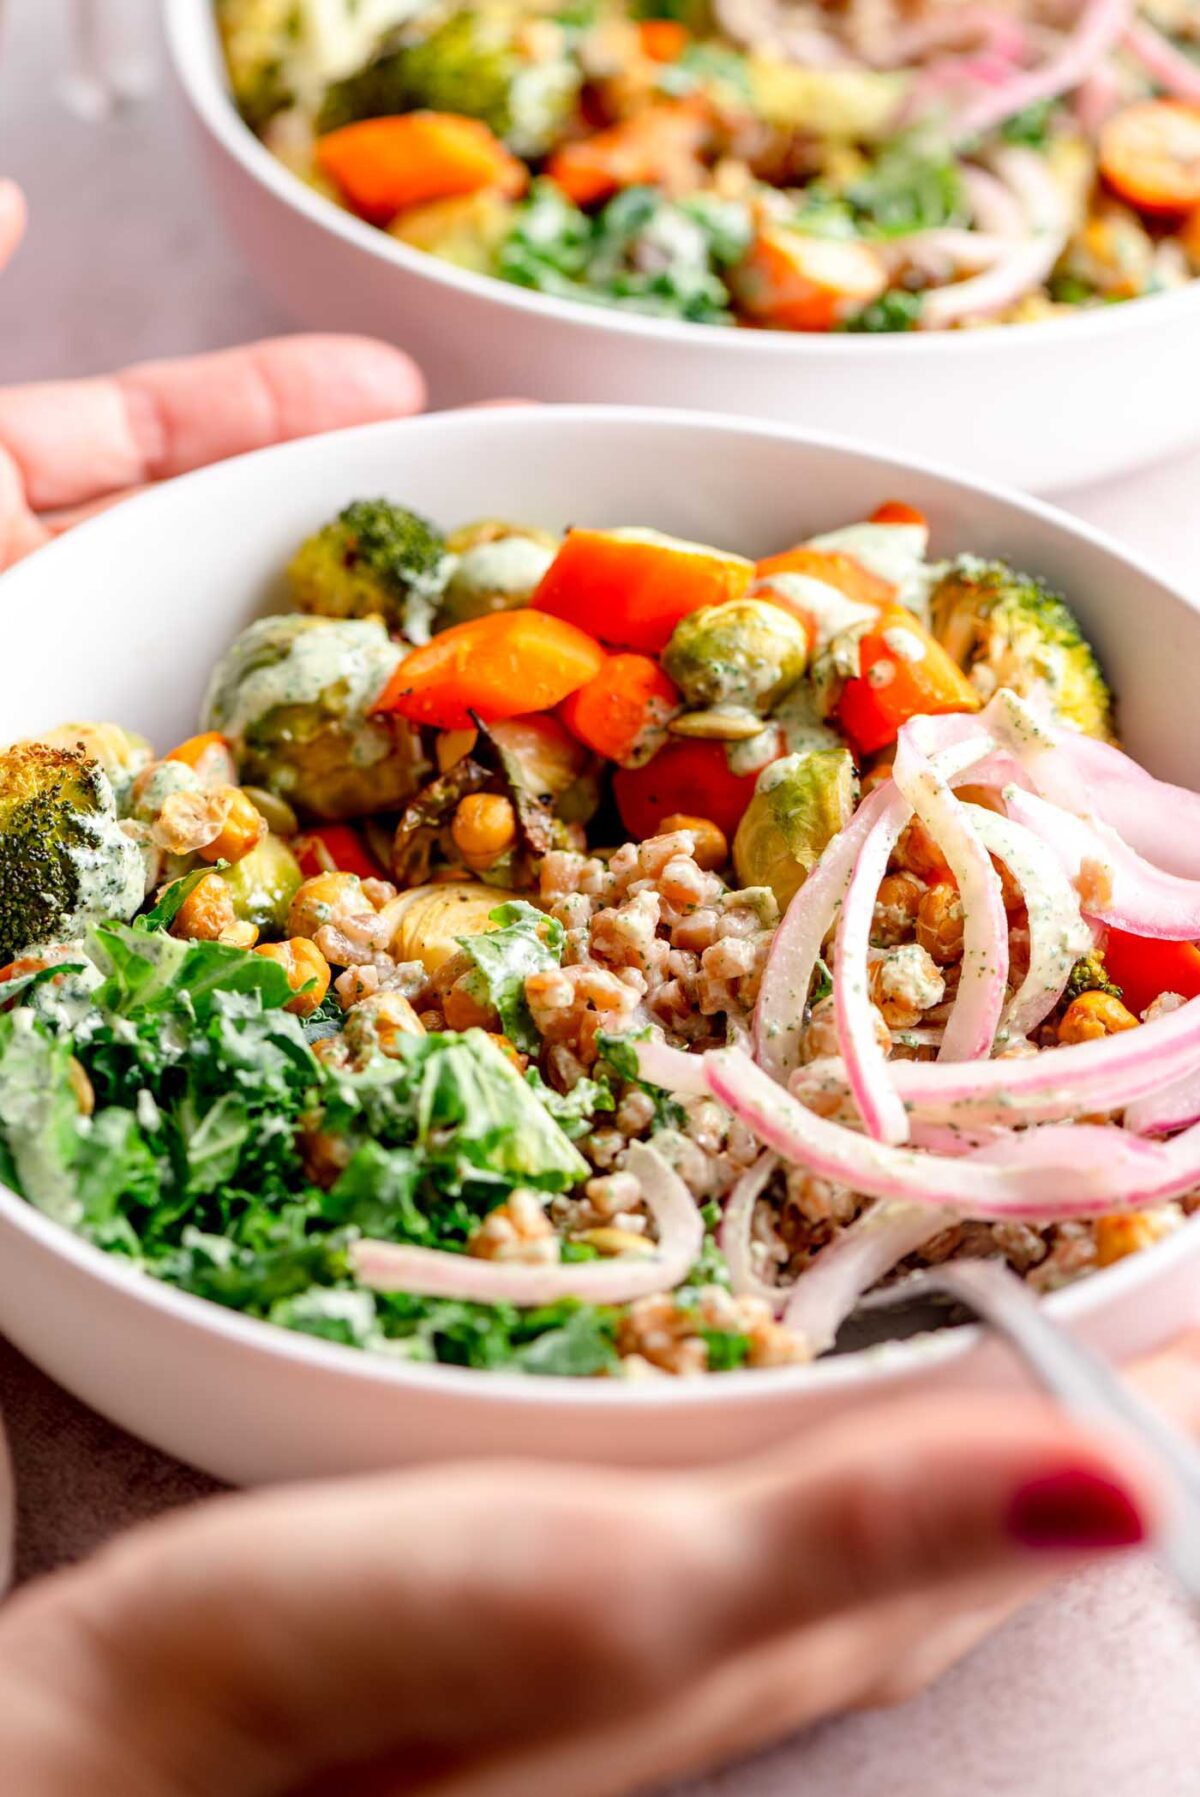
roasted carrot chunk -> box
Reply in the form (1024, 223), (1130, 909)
(373, 610), (606, 729)
(731, 227), (888, 332)
(836, 605), (980, 757)
(559, 652), (679, 766)
(317, 112), (527, 225)
(547, 101), (708, 208)
(1099, 100), (1200, 214)
(613, 738), (767, 841)
(532, 527), (753, 654)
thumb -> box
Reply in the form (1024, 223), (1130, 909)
(718, 1390), (1162, 1639)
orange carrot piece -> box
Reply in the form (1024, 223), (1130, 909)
(871, 500), (928, 528)
(546, 101), (708, 208)
(533, 528), (753, 654)
(731, 227), (888, 332)
(373, 610), (606, 730)
(165, 731), (238, 785)
(316, 112), (527, 226)
(836, 606), (980, 758)
(1099, 101), (1200, 215)
(755, 545), (895, 608)
(638, 19), (690, 61)
(613, 738), (768, 841)
(559, 652), (680, 766)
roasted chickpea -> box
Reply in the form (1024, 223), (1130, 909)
(199, 788), (267, 865)
(872, 871), (924, 947)
(287, 871), (369, 942)
(255, 937), (332, 1016)
(659, 813), (728, 872)
(1095, 1208), (1178, 1267)
(1058, 990), (1139, 1044)
(451, 793), (517, 871)
(915, 882), (965, 965)
(893, 817), (951, 882)
(169, 873), (258, 949)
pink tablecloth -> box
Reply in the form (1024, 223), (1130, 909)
(2, 8), (1199, 1793)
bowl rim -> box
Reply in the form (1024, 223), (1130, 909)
(164, 0), (1200, 363)
(3, 398), (1200, 1410)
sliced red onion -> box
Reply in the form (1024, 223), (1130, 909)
(633, 1036), (709, 1096)
(873, 6), (1031, 69)
(963, 803), (1091, 1036)
(878, 227), (1015, 281)
(1124, 18), (1200, 102)
(922, 146), (1070, 328)
(834, 789), (911, 1144)
(350, 1143), (704, 1306)
(718, 1151), (785, 1309)
(782, 1201), (958, 1355)
(963, 164), (1027, 236)
(894, 727), (1009, 1060)
(1044, 733), (1200, 878)
(706, 1046), (1198, 1222)
(1005, 787), (1200, 938)
(1075, 61), (1124, 134)
(1126, 1063), (1200, 1138)
(952, 0), (1134, 141)
(887, 992), (1200, 1123)
(754, 782), (897, 1083)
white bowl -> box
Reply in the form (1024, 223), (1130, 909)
(164, 0), (1200, 496)
(3, 404), (1200, 1485)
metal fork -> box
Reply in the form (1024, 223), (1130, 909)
(863, 1258), (1200, 1609)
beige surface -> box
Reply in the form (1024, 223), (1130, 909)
(2, 5), (1200, 1793)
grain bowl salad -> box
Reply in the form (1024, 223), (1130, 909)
(3, 495), (1200, 1378)
(216, 0), (1200, 332)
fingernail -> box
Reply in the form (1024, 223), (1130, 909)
(1007, 1468), (1147, 1551)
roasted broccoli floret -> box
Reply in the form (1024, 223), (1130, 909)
(220, 0), (419, 128)
(288, 499), (453, 643)
(217, 0), (304, 128)
(1062, 951), (1122, 1004)
(0, 743), (144, 963)
(204, 614), (421, 822)
(319, 7), (581, 157)
(929, 557), (1114, 741)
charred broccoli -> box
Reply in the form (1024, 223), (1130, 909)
(288, 499), (453, 643)
(0, 743), (144, 963)
(216, 0), (302, 127)
(929, 557), (1114, 741)
(204, 614), (420, 822)
(319, 7), (581, 158)
(1062, 950), (1122, 1004)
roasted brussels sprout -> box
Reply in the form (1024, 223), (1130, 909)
(288, 498), (453, 643)
(320, 7), (582, 158)
(387, 879), (521, 974)
(0, 743), (144, 962)
(437, 520), (559, 626)
(217, 833), (304, 935)
(389, 189), (518, 274)
(733, 746), (858, 908)
(929, 557), (1114, 741)
(662, 598), (808, 715)
(35, 722), (152, 813)
(204, 615), (420, 823)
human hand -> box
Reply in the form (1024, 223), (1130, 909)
(0, 1335), (1194, 1797)
(0, 179), (425, 568)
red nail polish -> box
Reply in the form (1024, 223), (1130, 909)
(1007, 1468), (1147, 1551)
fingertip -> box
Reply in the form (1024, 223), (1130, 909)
(261, 334), (428, 430)
(0, 180), (27, 271)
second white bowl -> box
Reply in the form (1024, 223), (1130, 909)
(165, 0), (1200, 495)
